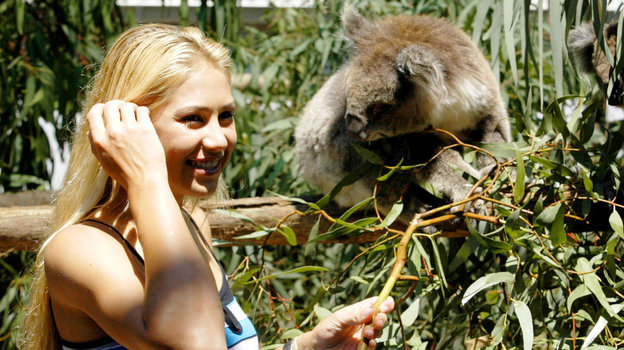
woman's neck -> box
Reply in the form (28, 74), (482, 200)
(88, 194), (138, 244)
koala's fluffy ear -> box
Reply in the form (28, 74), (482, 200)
(568, 23), (597, 74)
(396, 45), (445, 92)
(342, 5), (372, 46)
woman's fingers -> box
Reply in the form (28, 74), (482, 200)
(372, 312), (388, 330)
(136, 106), (151, 125)
(120, 101), (139, 125)
(378, 296), (395, 314)
(103, 100), (124, 132)
(87, 103), (106, 144)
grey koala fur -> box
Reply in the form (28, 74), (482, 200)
(568, 21), (623, 107)
(294, 6), (510, 219)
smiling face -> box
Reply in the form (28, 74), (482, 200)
(150, 59), (236, 202)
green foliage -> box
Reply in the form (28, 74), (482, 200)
(0, 252), (33, 349)
(2, 0), (624, 349)
(0, 0), (127, 191)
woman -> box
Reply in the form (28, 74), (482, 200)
(18, 24), (393, 350)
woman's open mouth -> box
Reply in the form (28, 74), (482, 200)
(188, 159), (221, 175)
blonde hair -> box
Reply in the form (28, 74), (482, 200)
(17, 24), (232, 349)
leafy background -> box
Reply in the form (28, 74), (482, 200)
(1, 0), (624, 349)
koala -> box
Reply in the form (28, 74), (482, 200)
(294, 6), (510, 220)
(569, 21), (623, 107)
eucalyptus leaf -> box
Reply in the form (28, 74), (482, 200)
(513, 300), (534, 350)
(279, 226), (298, 246)
(514, 148), (526, 203)
(467, 220), (513, 253)
(379, 200), (403, 227)
(462, 272), (514, 305)
(609, 209), (624, 239)
(253, 266), (329, 283)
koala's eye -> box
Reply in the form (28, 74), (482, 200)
(373, 103), (393, 116)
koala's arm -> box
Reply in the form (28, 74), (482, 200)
(295, 69), (353, 194)
(414, 149), (480, 204)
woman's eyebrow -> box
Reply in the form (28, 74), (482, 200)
(175, 106), (210, 115)
(175, 103), (235, 115)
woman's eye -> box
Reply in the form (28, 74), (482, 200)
(219, 111), (235, 125)
(181, 114), (203, 123)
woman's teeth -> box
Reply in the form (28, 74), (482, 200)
(189, 159), (220, 172)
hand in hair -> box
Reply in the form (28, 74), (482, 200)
(87, 100), (169, 191)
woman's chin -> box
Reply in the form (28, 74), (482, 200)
(188, 181), (218, 198)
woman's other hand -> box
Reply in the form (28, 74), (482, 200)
(87, 100), (168, 190)
(297, 296), (395, 350)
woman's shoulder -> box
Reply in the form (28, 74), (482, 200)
(45, 221), (125, 266)
(44, 222), (142, 305)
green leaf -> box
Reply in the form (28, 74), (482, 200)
(230, 267), (261, 290)
(581, 168), (594, 192)
(16, 0), (25, 35)
(490, 314), (506, 346)
(514, 149), (525, 203)
(534, 195), (544, 217)
(308, 217), (378, 243)
(503, 0), (518, 85)
(567, 284), (591, 311)
(549, 0), (564, 96)
(449, 237), (479, 271)
(576, 258), (624, 322)
(550, 203), (566, 246)
(25, 89), (44, 108)
(428, 236), (447, 289)
(179, 0), (189, 26)
(528, 155), (574, 176)
(377, 158), (404, 181)
(213, 209), (257, 224)
(349, 276), (369, 285)
(280, 328), (303, 340)
(471, 0), (491, 43)
(234, 230), (269, 240)
(462, 272), (514, 305)
(467, 220), (513, 253)
(505, 208), (524, 239)
(281, 328), (304, 340)
(609, 209), (624, 239)
(379, 200), (403, 227)
(304, 217), (321, 256)
(253, 266), (329, 283)
(582, 304), (624, 348)
(352, 143), (384, 165)
(534, 203), (560, 225)
(313, 304), (332, 321)
(400, 297), (420, 326)
(315, 163), (373, 208)
(268, 191), (321, 211)
(480, 141), (519, 158)
(513, 300), (533, 350)
(278, 226), (298, 246)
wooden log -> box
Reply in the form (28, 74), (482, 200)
(0, 190), (52, 207)
(0, 192), (612, 252)
(0, 205), (52, 251)
(0, 196), (401, 251)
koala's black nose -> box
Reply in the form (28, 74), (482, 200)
(346, 113), (367, 138)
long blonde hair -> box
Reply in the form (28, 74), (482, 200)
(17, 24), (232, 350)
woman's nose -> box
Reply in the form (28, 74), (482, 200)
(201, 122), (228, 150)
